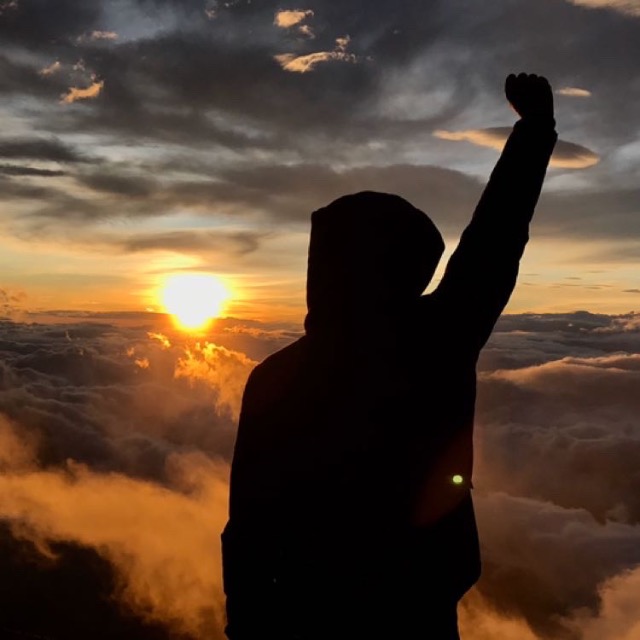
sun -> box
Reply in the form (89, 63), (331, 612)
(161, 274), (231, 330)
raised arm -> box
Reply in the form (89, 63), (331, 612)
(431, 73), (558, 352)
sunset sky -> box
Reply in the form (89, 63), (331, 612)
(1, 0), (639, 324)
(1, 2), (640, 640)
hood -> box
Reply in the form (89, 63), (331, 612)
(304, 191), (444, 336)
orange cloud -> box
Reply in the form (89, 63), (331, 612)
(298, 24), (315, 38)
(0, 417), (38, 472)
(573, 567), (640, 640)
(60, 80), (105, 104)
(39, 61), (61, 77)
(148, 331), (172, 348)
(134, 357), (150, 369)
(274, 9), (314, 28)
(459, 590), (539, 640)
(434, 127), (600, 169)
(275, 36), (356, 73)
(174, 342), (257, 420)
(0, 420), (230, 639)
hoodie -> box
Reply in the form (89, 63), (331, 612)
(222, 118), (557, 639)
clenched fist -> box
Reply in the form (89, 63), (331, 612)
(505, 73), (554, 123)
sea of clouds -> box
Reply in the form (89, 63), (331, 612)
(0, 310), (639, 639)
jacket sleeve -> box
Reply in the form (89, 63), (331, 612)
(431, 118), (557, 353)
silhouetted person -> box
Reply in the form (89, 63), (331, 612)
(222, 73), (557, 639)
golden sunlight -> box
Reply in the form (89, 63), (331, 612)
(161, 274), (231, 330)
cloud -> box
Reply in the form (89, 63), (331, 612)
(0, 320), (253, 473)
(0, 416), (37, 472)
(0, 421), (229, 638)
(117, 229), (267, 256)
(565, 0), (640, 17)
(0, 0), (638, 164)
(475, 323), (640, 531)
(0, 317), (250, 636)
(76, 171), (158, 196)
(174, 342), (257, 420)
(433, 127), (600, 169)
(0, 316), (283, 636)
(0, 287), (27, 321)
(0, 161), (484, 235)
(3, 152), (639, 253)
(78, 30), (118, 42)
(275, 35), (357, 73)
(459, 591), (539, 640)
(0, 137), (90, 163)
(335, 35), (350, 51)
(557, 86), (592, 97)
(0, 0), (17, 15)
(39, 60), (62, 76)
(274, 8), (314, 28)
(471, 491), (640, 636)
(61, 79), (105, 104)
(0, 0), (101, 47)
(573, 567), (640, 640)
(0, 164), (66, 177)
(298, 24), (315, 38)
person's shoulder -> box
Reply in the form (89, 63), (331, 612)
(246, 336), (307, 392)
(254, 336), (306, 373)
(240, 337), (307, 417)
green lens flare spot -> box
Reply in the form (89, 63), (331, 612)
(452, 474), (464, 485)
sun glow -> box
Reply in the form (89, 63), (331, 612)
(161, 274), (231, 330)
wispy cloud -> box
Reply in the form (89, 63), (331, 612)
(0, 0), (17, 15)
(298, 24), (315, 38)
(0, 164), (66, 177)
(565, 0), (640, 17)
(39, 60), (61, 77)
(77, 30), (118, 43)
(557, 86), (592, 97)
(60, 80), (105, 104)
(204, 0), (217, 20)
(0, 138), (90, 163)
(434, 127), (600, 169)
(275, 35), (356, 73)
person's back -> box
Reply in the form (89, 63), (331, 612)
(222, 73), (557, 639)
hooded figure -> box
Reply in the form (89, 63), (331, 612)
(222, 74), (557, 639)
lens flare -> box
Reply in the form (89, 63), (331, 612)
(161, 274), (231, 331)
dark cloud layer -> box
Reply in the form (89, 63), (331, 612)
(0, 0), (638, 260)
(0, 137), (91, 163)
(0, 164), (66, 177)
